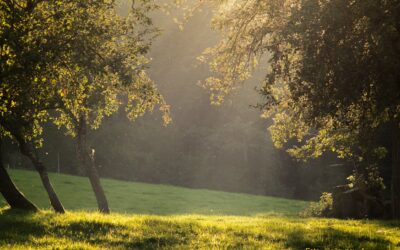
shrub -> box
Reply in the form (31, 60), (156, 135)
(301, 192), (333, 217)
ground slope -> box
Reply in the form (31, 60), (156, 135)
(0, 169), (399, 249)
(2, 169), (308, 216)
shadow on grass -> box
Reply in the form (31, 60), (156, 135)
(52, 218), (194, 249)
(286, 227), (395, 250)
(0, 209), (47, 245)
(0, 210), (191, 249)
(1, 208), (398, 249)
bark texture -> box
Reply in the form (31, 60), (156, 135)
(16, 136), (65, 213)
(391, 123), (400, 219)
(77, 118), (110, 214)
(0, 142), (38, 211)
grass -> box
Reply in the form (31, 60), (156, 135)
(0, 169), (399, 249)
(3, 169), (309, 216)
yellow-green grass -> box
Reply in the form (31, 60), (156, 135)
(0, 169), (399, 249)
(1, 210), (399, 249)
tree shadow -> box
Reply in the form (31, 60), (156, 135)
(0, 210), (191, 249)
(1, 208), (398, 249)
(0, 209), (47, 246)
(52, 218), (193, 249)
(286, 227), (395, 250)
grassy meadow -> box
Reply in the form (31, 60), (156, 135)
(0, 169), (399, 249)
(2, 169), (308, 216)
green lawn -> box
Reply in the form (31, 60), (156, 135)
(1, 169), (399, 249)
(3, 169), (309, 216)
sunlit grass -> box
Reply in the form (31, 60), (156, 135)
(0, 209), (399, 249)
(1, 169), (399, 249)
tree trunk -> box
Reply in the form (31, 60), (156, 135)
(0, 141), (38, 211)
(76, 120), (110, 214)
(391, 123), (400, 219)
(16, 138), (65, 213)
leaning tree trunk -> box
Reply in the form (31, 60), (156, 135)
(0, 141), (37, 211)
(391, 123), (400, 219)
(76, 119), (110, 214)
(15, 136), (65, 213)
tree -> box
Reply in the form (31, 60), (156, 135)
(0, 138), (37, 211)
(201, 0), (400, 218)
(1, 0), (169, 213)
(0, 0), (79, 213)
(51, 0), (170, 213)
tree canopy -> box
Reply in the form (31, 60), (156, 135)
(201, 0), (400, 218)
(0, 0), (169, 213)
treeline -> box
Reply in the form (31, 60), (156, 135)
(3, 109), (352, 201)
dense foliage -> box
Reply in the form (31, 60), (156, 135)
(201, 0), (400, 218)
(0, 0), (169, 213)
